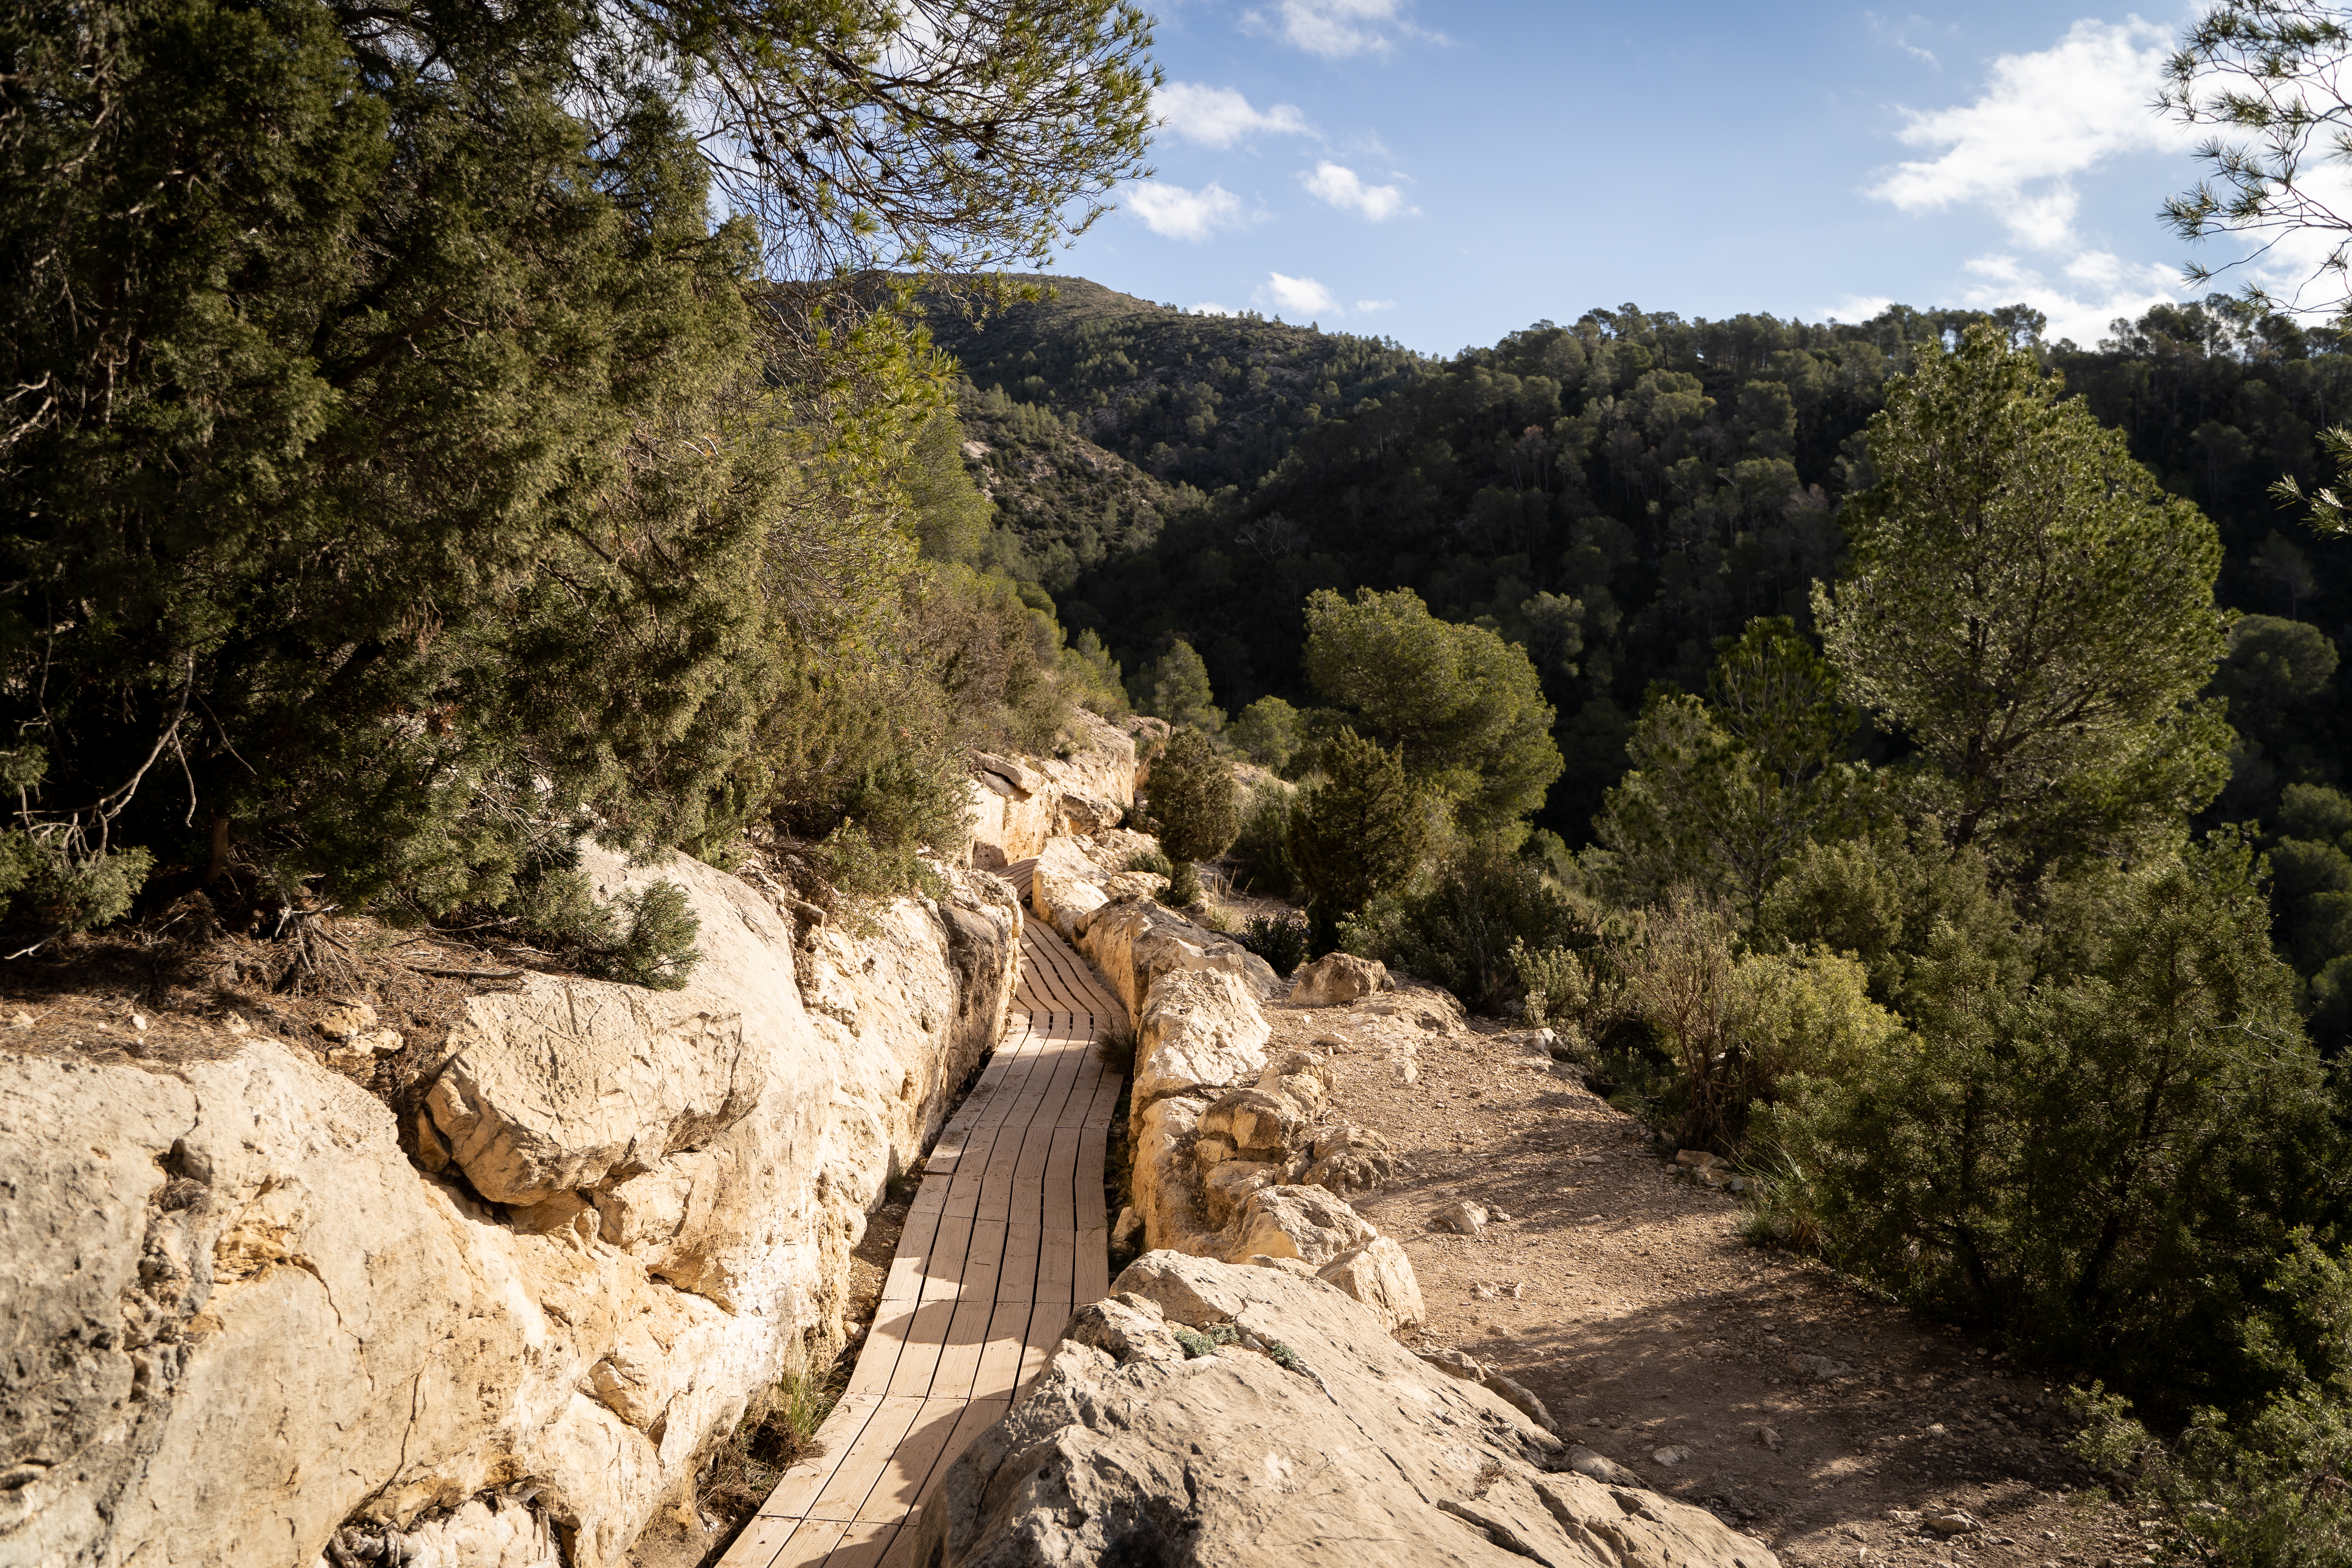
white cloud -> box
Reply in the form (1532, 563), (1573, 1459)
(1865, 10), (1943, 67)
(1190, 302), (1240, 316)
(1156, 82), (1312, 147)
(1125, 181), (1245, 241)
(1256, 272), (1342, 318)
(1303, 161), (1411, 220)
(1869, 19), (2191, 249)
(1825, 294), (1896, 322)
(1956, 250), (2182, 343)
(1354, 298), (1398, 313)
(1244, 0), (1432, 58)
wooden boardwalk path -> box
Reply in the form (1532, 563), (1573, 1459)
(720, 860), (1124, 1568)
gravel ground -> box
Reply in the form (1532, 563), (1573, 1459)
(1259, 987), (2163, 1568)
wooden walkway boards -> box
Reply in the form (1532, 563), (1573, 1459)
(720, 860), (1124, 1568)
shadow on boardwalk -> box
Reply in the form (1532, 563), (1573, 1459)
(718, 861), (1122, 1568)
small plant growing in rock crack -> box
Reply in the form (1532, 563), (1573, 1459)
(1269, 1341), (1305, 1374)
(1094, 1022), (1137, 1075)
(1171, 1325), (1217, 1359)
(697, 1339), (841, 1518)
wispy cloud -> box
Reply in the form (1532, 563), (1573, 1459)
(1354, 298), (1398, 314)
(1190, 301), (1240, 316)
(1156, 82), (1313, 148)
(1824, 294), (1896, 322)
(1865, 11), (1943, 67)
(1256, 272), (1342, 318)
(1959, 250), (2184, 345)
(1125, 181), (1247, 241)
(1303, 161), (1410, 220)
(1869, 18), (2189, 250)
(1243, 0), (1436, 58)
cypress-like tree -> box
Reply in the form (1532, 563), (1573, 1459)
(1145, 727), (1240, 904)
(1286, 727), (1428, 945)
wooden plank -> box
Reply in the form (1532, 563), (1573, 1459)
(884, 1298), (957, 1399)
(757, 1395), (887, 1518)
(871, 1396), (1012, 1567)
(971, 1297), (1041, 1400)
(818, 1519), (899, 1568)
(924, 1296), (997, 1405)
(714, 1513), (806, 1568)
(807, 1396), (928, 1521)
(1074, 1227), (1110, 1303)
(857, 1396), (965, 1520)
(764, 1519), (849, 1568)
(914, 1208), (978, 1303)
(840, 1310), (916, 1399)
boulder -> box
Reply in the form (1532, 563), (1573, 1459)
(911, 1252), (1780, 1568)
(1080, 898), (1282, 1022)
(1129, 1096), (1222, 1255)
(1133, 968), (1272, 1116)
(1431, 1198), (1490, 1236)
(1318, 1234), (1425, 1332)
(1302, 1121), (1402, 1198)
(424, 985), (760, 1206)
(1027, 835), (1112, 942)
(1287, 951), (1393, 1007)
(1225, 1184), (1376, 1267)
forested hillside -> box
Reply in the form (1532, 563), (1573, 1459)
(935, 286), (2352, 849)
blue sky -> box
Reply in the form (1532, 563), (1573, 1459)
(1049, 2), (2300, 354)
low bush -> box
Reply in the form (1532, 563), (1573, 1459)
(1344, 835), (1581, 1013)
(1227, 783), (1300, 897)
(1755, 835), (2343, 1395)
(2073, 1233), (2352, 1568)
(1239, 911), (1311, 977)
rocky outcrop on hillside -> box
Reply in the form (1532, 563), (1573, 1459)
(911, 1251), (1782, 1568)
(1024, 833), (1424, 1333)
(966, 709), (1156, 868)
(1, 844), (1023, 1568)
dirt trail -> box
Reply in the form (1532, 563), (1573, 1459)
(1261, 995), (2164, 1568)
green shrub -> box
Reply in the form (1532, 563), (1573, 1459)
(1145, 727), (1240, 904)
(1230, 696), (1305, 772)
(1228, 784), (1300, 897)
(1240, 912), (1311, 977)
(1287, 727), (1428, 946)
(2074, 1234), (2352, 1568)
(504, 858), (704, 990)
(1509, 938), (1591, 1033)
(1344, 836), (1579, 1013)
(1122, 847), (1174, 879)
(1755, 834), (2343, 1393)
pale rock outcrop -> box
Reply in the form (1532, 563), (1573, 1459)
(967, 710), (1139, 868)
(1318, 1234), (1426, 1334)
(911, 1252), (1780, 1568)
(1077, 896), (1281, 1020)
(1133, 969), (1272, 1114)
(1286, 950), (1394, 1006)
(1, 843), (1020, 1568)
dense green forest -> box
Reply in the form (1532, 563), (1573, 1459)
(929, 282), (2352, 1023)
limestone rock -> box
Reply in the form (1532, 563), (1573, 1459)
(1200, 1160), (1285, 1227)
(1133, 968), (1271, 1116)
(424, 980), (760, 1206)
(1, 839), (1020, 1568)
(1130, 1095), (1222, 1255)
(967, 710), (1140, 868)
(1286, 951), (1393, 1007)
(313, 1001), (379, 1041)
(1566, 1445), (1645, 1486)
(1302, 1121), (1401, 1198)
(1225, 1183), (1377, 1267)
(1431, 1198), (1490, 1235)
(1318, 1234), (1425, 1332)
(912, 1252), (1779, 1568)
(1080, 898), (1282, 1022)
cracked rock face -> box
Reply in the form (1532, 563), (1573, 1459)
(911, 1252), (1780, 1568)
(0, 844), (1018, 1568)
